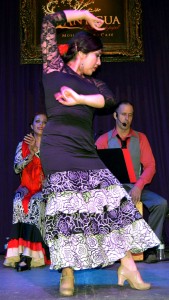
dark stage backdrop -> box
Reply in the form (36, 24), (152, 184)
(0, 0), (169, 253)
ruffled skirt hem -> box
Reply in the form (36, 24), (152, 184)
(47, 218), (159, 271)
(4, 238), (50, 268)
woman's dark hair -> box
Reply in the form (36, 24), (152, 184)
(63, 31), (103, 63)
(29, 112), (47, 127)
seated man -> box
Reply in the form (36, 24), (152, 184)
(95, 100), (168, 263)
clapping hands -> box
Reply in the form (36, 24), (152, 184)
(24, 133), (38, 155)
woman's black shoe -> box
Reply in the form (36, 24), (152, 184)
(15, 256), (32, 272)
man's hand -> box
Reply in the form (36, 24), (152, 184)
(129, 185), (142, 205)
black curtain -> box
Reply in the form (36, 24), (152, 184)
(1, 0), (169, 252)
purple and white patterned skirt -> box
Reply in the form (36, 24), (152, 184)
(42, 168), (160, 270)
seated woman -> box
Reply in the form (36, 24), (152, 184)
(4, 112), (50, 271)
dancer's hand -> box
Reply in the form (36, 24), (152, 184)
(64, 10), (105, 31)
(55, 86), (105, 108)
(85, 11), (105, 31)
(54, 86), (81, 106)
